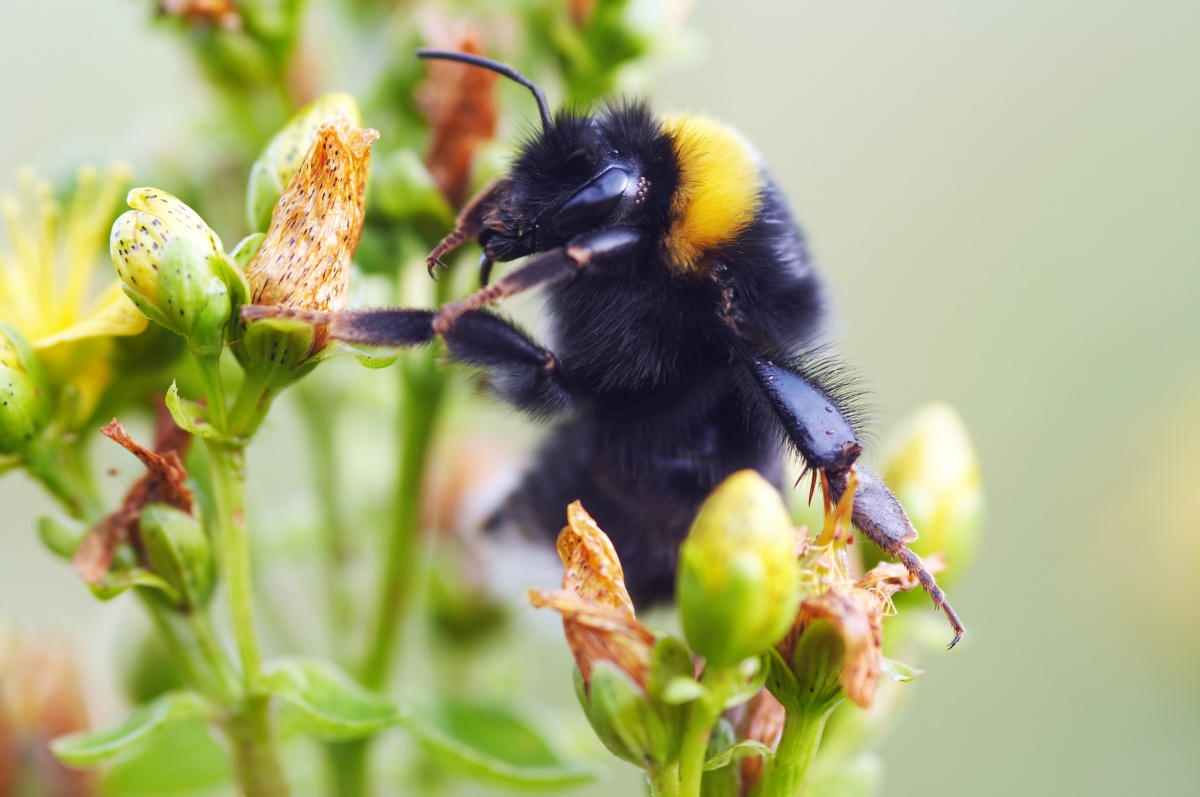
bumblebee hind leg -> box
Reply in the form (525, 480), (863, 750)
(738, 352), (965, 647)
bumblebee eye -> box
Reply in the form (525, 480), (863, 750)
(550, 167), (630, 235)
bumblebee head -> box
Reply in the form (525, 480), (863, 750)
(418, 50), (676, 268)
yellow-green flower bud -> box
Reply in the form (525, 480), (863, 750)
(110, 189), (241, 356)
(875, 403), (983, 588)
(246, 93), (362, 232)
(0, 322), (51, 454)
(678, 470), (802, 669)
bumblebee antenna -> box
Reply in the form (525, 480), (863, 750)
(417, 48), (553, 131)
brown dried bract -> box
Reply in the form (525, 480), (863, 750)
(244, 115), (379, 352)
(158, 0), (241, 30)
(72, 409), (192, 584)
(527, 502), (655, 690)
(738, 689), (786, 792)
(416, 21), (498, 207)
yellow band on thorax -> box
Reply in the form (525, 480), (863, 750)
(660, 113), (763, 273)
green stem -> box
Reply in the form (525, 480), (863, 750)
(678, 667), (739, 797)
(358, 346), (445, 690)
(295, 382), (353, 660)
(755, 704), (835, 797)
(227, 368), (279, 439)
(325, 740), (369, 797)
(205, 440), (263, 690)
(184, 609), (240, 704)
(23, 436), (103, 521)
(648, 762), (681, 797)
(141, 594), (224, 701)
(204, 437), (289, 795)
(226, 695), (289, 797)
(195, 351), (229, 432)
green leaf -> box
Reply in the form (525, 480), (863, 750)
(722, 654), (769, 709)
(87, 568), (179, 603)
(308, 341), (399, 369)
(37, 515), (85, 559)
(880, 657), (925, 684)
(265, 656), (402, 740)
(660, 676), (706, 705)
(808, 752), (883, 797)
(102, 714), (230, 796)
(165, 381), (221, 440)
(703, 739), (773, 771)
(51, 691), (207, 767)
(407, 698), (593, 789)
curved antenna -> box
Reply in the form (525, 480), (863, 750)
(417, 48), (553, 131)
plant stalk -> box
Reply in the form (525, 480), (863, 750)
(755, 704), (835, 797)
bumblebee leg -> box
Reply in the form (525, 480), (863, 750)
(433, 227), (645, 334)
(738, 353), (964, 646)
(427, 178), (511, 276)
(742, 356), (862, 472)
(442, 310), (573, 417)
(242, 305), (435, 348)
(827, 466), (965, 648)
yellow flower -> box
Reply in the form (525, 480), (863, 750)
(0, 166), (148, 423)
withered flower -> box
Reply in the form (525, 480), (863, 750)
(528, 501), (655, 690)
(0, 631), (95, 797)
(239, 113), (379, 370)
(774, 471), (927, 711)
(529, 502), (688, 768)
(416, 20), (498, 207)
(158, 0), (241, 30)
(70, 406), (212, 608)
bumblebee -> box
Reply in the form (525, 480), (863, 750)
(259, 49), (963, 645)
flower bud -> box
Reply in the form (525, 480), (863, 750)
(0, 322), (51, 455)
(677, 470), (802, 669)
(110, 189), (240, 356)
(873, 403), (983, 588)
(246, 93), (362, 232)
(139, 503), (215, 610)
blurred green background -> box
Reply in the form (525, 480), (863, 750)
(2, 1), (1198, 795)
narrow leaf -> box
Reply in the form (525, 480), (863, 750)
(265, 656), (402, 740)
(407, 699), (593, 789)
(51, 691), (207, 767)
(703, 739), (773, 771)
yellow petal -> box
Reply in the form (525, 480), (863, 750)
(33, 282), (147, 349)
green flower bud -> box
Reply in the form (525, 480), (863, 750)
(678, 470), (802, 669)
(139, 503), (215, 610)
(571, 636), (691, 769)
(0, 322), (51, 454)
(110, 189), (243, 356)
(875, 403), (983, 588)
(246, 93), (362, 232)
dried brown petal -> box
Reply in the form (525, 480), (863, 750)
(244, 115), (378, 351)
(780, 588), (884, 709)
(0, 634), (95, 797)
(738, 689), (786, 792)
(528, 501), (654, 690)
(72, 413), (192, 584)
(416, 22), (498, 207)
(158, 0), (241, 30)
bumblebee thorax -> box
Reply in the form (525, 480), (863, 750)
(659, 114), (764, 274)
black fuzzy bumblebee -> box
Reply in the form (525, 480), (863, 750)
(254, 49), (963, 645)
